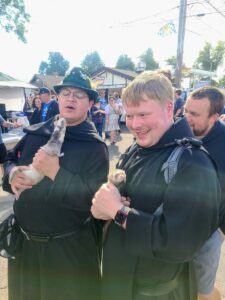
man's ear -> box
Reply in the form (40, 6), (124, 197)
(210, 113), (219, 124)
(89, 100), (94, 108)
(166, 100), (174, 117)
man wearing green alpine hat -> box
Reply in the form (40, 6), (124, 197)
(3, 67), (109, 300)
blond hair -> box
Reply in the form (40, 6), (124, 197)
(122, 71), (174, 107)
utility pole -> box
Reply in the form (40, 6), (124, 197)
(175, 0), (187, 88)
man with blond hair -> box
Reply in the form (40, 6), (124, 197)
(91, 71), (221, 300)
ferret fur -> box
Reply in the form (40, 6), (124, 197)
(9, 116), (67, 192)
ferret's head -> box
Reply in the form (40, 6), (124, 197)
(57, 118), (67, 130)
(108, 169), (126, 186)
(47, 117), (66, 146)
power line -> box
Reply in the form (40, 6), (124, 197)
(110, 9), (225, 29)
(205, 0), (225, 18)
(193, 15), (225, 36)
(109, 1), (206, 28)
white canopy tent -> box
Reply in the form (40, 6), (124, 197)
(0, 73), (38, 112)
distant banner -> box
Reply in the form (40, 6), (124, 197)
(158, 21), (176, 37)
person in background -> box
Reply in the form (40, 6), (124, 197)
(2, 67), (109, 300)
(184, 86), (225, 300)
(173, 89), (185, 119)
(99, 90), (110, 140)
(113, 91), (123, 132)
(29, 96), (42, 125)
(91, 71), (221, 300)
(39, 87), (59, 122)
(90, 99), (105, 137)
(104, 96), (120, 145)
(0, 114), (19, 164)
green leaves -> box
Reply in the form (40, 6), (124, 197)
(139, 48), (159, 70)
(194, 41), (225, 72)
(116, 54), (135, 71)
(81, 51), (105, 75)
(0, 0), (30, 42)
(38, 52), (70, 76)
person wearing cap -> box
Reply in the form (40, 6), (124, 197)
(90, 99), (106, 137)
(39, 87), (59, 123)
(2, 67), (109, 300)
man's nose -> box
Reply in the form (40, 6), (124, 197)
(68, 94), (76, 101)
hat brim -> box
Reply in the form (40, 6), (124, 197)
(54, 83), (98, 101)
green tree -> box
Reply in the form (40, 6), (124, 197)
(194, 41), (225, 72)
(0, 0), (30, 42)
(81, 51), (104, 75)
(115, 54), (135, 71)
(165, 56), (176, 69)
(139, 48), (159, 70)
(38, 52), (70, 76)
(217, 75), (225, 88)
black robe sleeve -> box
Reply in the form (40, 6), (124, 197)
(2, 135), (27, 194)
(45, 143), (109, 211)
(124, 148), (221, 262)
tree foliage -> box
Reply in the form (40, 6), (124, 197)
(0, 0), (30, 42)
(115, 54), (135, 71)
(38, 52), (70, 76)
(194, 41), (225, 72)
(139, 48), (159, 70)
(165, 56), (176, 69)
(81, 51), (104, 75)
(217, 75), (225, 88)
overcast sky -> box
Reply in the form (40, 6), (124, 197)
(0, 0), (225, 82)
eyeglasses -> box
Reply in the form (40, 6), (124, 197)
(60, 89), (88, 100)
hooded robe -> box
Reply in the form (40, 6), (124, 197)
(3, 117), (109, 300)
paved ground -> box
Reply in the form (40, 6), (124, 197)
(0, 127), (224, 299)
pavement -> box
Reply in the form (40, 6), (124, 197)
(0, 126), (224, 299)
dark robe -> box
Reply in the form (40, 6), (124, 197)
(201, 120), (225, 232)
(29, 108), (42, 125)
(102, 118), (220, 300)
(2, 117), (109, 300)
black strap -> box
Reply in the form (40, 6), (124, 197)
(20, 215), (92, 242)
(161, 137), (214, 185)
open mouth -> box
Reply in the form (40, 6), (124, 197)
(136, 130), (150, 138)
(65, 105), (75, 110)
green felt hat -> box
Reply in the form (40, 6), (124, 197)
(54, 67), (98, 101)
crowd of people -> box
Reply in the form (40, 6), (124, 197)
(21, 85), (125, 146)
(0, 67), (225, 300)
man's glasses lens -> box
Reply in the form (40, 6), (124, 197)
(60, 90), (87, 100)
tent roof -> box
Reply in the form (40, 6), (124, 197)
(0, 72), (37, 89)
(0, 72), (19, 81)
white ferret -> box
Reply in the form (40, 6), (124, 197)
(9, 116), (67, 196)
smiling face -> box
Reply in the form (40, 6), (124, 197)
(124, 97), (173, 148)
(58, 87), (92, 126)
(34, 97), (42, 109)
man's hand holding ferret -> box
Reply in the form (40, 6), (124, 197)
(91, 182), (124, 220)
(10, 166), (34, 200)
(91, 169), (129, 220)
(32, 149), (60, 180)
